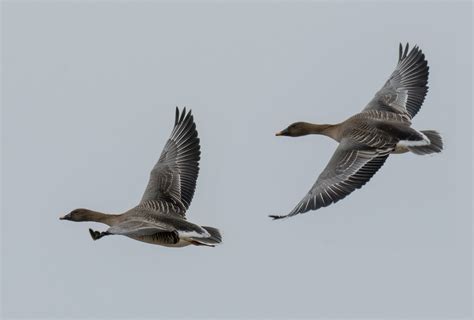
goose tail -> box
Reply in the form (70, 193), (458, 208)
(408, 130), (443, 155)
(189, 226), (222, 247)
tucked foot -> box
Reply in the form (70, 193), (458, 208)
(89, 228), (109, 241)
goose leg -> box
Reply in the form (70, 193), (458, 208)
(89, 228), (110, 241)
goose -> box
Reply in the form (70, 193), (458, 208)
(271, 43), (443, 220)
(60, 108), (222, 247)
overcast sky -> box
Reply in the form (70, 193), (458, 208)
(2, 1), (472, 319)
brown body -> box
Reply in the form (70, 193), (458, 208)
(277, 110), (426, 153)
(60, 108), (222, 247)
(271, 44), (443, 220)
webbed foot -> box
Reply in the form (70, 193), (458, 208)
(89, 228), (109, 241)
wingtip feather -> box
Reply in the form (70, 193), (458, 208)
(175, 106), (179, 125)
(269, 214), (287, 220)
(404, 42), (409, 58)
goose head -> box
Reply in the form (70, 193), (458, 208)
(276, 122), (310, 137)
(60, 208), (91, 221)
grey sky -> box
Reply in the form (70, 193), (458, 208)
(2, 1), (472, 319)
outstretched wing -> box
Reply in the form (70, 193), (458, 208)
(270, 139), (393, 220)
(364, 43), (429, 119)
(140, 107), (200, 218)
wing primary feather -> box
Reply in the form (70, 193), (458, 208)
(363, 43), (429, 119)
(140, 107), (201, 218)
(175, 107), (179, 126)
(272, 139), (391, 220)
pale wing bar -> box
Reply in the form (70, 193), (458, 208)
(364, 43), (429, 119)
(107, 220), (180, 244)
(107, 220), (173, 236)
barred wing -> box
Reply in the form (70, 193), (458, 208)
(270, 139), (392, 220)
(364, 43), (429, 119)
(140, 107), (200, 218)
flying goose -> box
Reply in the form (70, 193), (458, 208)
(271, 43), (443, 220)
(60, 108), (222, 247)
